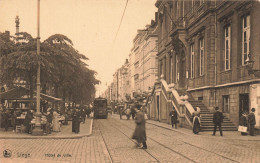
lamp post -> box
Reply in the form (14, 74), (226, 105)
(32, 0), (43, 136)
(245, 57), (260, 77)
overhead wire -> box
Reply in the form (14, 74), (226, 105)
(113, 0), (129, 43)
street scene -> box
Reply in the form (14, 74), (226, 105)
(1, 0), (260, 163)
(0, 115), (259, 162)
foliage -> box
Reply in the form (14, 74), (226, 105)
(0, 32), (99, 105)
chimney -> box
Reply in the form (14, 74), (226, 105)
(15, 15), (20, 35)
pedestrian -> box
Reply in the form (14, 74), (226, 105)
(169, 106), (178, 129)
(126, 107), (131, 120)
(248, 108), (256, 136)
(192, 107), (201, 134)
(52, 110), (61, 132)
(23, 110), (33, 134)
(46, 111), (52, 134)
(239, 111), (248, 136)
(119, 106), (122, 120)
(86, 107), (91, 118)
(212, 106), (224, 136)
(132, 106), (147, 149)
(72, 108), (81, 134)
(131, 105), (136, 120)
(72, 109), (76, 132)
(11, 110), (17, 132)
(81, 108), (86, 123)
(3, 110), (10, 131)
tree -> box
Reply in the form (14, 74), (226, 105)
(0, 32), (99, 107)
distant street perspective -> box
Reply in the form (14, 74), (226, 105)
(0, 114), (259, 163)
(1, 0), (260, 163)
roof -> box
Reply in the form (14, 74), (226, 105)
(0, 86), (63, 102)
(0, 87), (29, 99)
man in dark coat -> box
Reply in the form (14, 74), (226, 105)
(72, 109), (76, 132)
(23, 110), (33, 134)
(3, 110), (10, 131)
(46, 111), (53, 134)
(72, 108), (81, 134)
(81, 108), (86, 123)
(132, 107), (147, 149)
(86, 107), (91, 118)
(212, 107), (224, 136)
(248, 108), (256, 136)
(131, 106), (136, 120)
(169, 106), (178, 129)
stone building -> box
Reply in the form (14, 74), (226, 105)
(129, 22), (158, 98)
(148, 0), (260, 132)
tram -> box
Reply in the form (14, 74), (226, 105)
(93, 97), (108, 119)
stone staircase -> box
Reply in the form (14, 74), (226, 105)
(189, 100), (237, 131)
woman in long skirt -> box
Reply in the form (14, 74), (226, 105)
(52, 110), (61, 132)
(73, 108), (81, 134)
(192, 107), (201, 134)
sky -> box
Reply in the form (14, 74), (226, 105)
(0, 0), (157, 96)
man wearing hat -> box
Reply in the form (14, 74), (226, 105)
(248, 108), (256, 136)
(212, 106), (224, 136)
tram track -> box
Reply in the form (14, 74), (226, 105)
(96, 119), (161, 163)
(95, 119), (195, 163)
(109, 117), (240, 163)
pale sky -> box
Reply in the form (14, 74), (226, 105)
(0, 0), (157, 95)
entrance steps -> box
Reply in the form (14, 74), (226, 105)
(189, 100), (237, 131)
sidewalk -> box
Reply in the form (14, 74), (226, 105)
(146, 119), (260, 141)
(0, 118), (93, 139)
(111, 114), (260, 141)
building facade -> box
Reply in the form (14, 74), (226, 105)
(150, 0), (260, 131)
(129, 23), (158, 97)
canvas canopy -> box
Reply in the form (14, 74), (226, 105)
(0, 86), (63, 102)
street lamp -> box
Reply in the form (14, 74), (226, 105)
(32, 0), (43, 136)
(245, 56), (260, 77)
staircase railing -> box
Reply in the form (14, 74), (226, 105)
(161, 80), (194, 127)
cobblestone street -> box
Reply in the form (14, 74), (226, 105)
(0, 115), (259, 163)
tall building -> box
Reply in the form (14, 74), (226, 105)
(148, 0), (260, 132)
(129, 22), (158, 97)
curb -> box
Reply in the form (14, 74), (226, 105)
(146, 120), (260, 141)
(0, 119), (93, 139)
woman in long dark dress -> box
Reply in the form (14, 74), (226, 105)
(192, 107), (201, 134)
(72, 108), (80, 133)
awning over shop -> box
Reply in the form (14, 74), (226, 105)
(0, 86), (29, 99)
(0, 86), (63, 102)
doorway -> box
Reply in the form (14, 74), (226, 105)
(239, 93), (249, 118)
(179, 51), (186, 88)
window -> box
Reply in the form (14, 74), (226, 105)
(242, 15), (250, 66)
(223, 95), (230, 113)
(200, 0), (204, 5)
(160, 60), (163, 77)
(190, 44), (195, 78)
(224, 26), (231, 70)
(199, 38), (204, 76)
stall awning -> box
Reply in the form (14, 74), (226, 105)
(0, 86), (63, 102)
(0, 87), (29, 99)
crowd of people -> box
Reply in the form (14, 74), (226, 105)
(0, 105), (92, 135)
